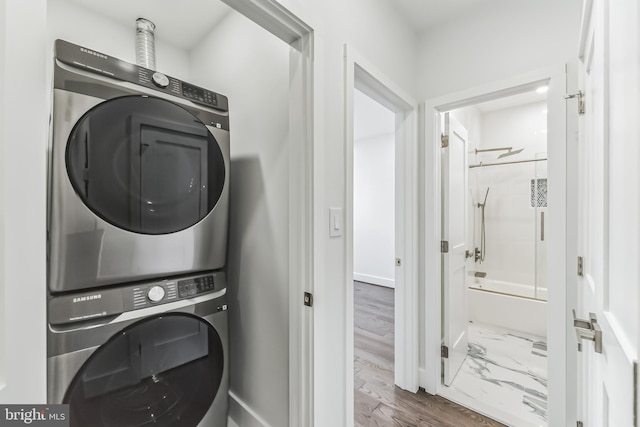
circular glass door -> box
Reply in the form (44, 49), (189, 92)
(66, 96), (226, 235)
(64, 313), (224, 427)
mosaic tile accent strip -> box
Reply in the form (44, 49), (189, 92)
(530, 178), (548, 208)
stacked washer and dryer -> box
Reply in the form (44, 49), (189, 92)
(46, 38), (231, 426)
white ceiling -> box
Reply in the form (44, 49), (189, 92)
(64, 0), (502, 49)
(64, 0), (233, 49)
(390, 0), (497, 32)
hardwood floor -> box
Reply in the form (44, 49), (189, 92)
(354, 281), (506, 427)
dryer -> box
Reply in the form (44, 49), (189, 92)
(47, 271), (228, 427)
(48, 40), (230, 293)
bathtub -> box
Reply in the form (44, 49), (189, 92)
(467, 278), (547, 338)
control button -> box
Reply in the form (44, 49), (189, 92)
(147, 285), (166, 302)
(152, 72), (170, 88)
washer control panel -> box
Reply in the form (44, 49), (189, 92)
(178, 275), (216, 298)
(48, 271), (227, 325)
(147, 285), (167, 302)
(132, 282), (177, 309)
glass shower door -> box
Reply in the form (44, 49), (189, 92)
(534, 153), (548, 300)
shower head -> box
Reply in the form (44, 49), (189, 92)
(497, 148), (525, 159)
(477, 187), (489, 208)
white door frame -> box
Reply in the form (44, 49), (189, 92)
(344, 44), (419, 423)
(422, 66), (575, 426)
(218, 1), (315, 426)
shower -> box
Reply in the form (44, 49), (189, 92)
(475, 146), (525, 158)
(497, 147), (524, 158)
(475, 187), (489, 263)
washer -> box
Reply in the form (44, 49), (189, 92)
(47, 271), (228, 427)
(48, 39), (230, 293)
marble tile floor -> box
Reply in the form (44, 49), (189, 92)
(448, 322), (548, 427)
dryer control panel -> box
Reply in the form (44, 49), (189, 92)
(54, 39), (229, 112)
(48, 271), (226, 325)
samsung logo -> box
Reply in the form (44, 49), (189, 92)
(73, 294), (102, 303)
(80, 47), (108, 60)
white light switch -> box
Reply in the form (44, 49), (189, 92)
(329, 207), (343, 237)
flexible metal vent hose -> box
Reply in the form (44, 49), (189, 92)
(136, 18), (156, 70)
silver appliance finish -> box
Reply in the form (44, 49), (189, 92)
(48, 42), (230, 293)
(48, 273), (229, 426)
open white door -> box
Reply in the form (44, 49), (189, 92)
(574, 0), (640, 425)
(442, 112), (469, 386)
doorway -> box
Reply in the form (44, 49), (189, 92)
(344, 46), (419, 424)
(440, 89), (550, 427)
(423, 67), (572, 427)
(352, 89), (397, 424)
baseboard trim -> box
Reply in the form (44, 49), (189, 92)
(419, 368), (429, 390)
(353, 273), (395, 288)
(228, 390), (272, 427)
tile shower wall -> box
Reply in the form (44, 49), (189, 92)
(470, 101), (547, 288)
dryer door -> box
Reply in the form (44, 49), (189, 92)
(66, 95), (226, 235)
(64, 313), (223, 427)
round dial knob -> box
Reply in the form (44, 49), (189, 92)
(147, 285), (165, 303)
(152, 72), (169, 88)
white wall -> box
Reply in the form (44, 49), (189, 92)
(189, 11), (290, 427)
(47, 0), (190, 81)
(354, 91), (395, 288)
(0, 0), (6, 391)
(301, 1), (419, 424)
(418, 0), (581, 100)
(0, 0), (48, 403)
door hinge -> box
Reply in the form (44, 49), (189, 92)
(578, 256), (584, 277)
(577, 422), (583, 427)
(564, 90), (585, 115)
(441, 241), (449, 253)
(441, 134), (449, 148)
(441, 345), (449, 358)
(304, 292), (313, 307)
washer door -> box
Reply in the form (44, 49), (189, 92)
(64, 313), (223, 427)
(66, 96), (226, 235)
